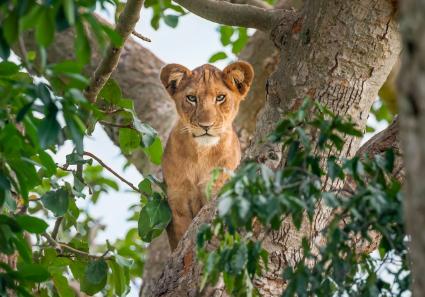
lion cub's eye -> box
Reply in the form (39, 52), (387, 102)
(186, 95), (197, 104)
(216, 94), (226, 103)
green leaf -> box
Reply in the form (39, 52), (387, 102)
(51, 60), (83, 74)
(219, 26), (234, 46)
(19, 5), (42, 31)
(81, 260), (108, 295)
(209, 52), (228, 63)
(41, 188), (70, 216)
(327, 157), (344, 180)
(143, 137), (163, 165)
(99, 79), (122, 104)
(230, 244), (248, 274)
(138, 194), (171, 242)
(63, 0), (75, 25)
(17, 263), (50, 282)
(52, 273), (75, 297)
(101, 25), (124, 47)
(38, 150), (57, 177)
(15, 215), (48, 234)
(163, 15), (179, 28)
(119, 128), (141, 155)
(13, 234), (32, 263)
(0, 61), (19, 76)
(232, 28), (248, 54)
(35, 8), (55, 46)
(138, 179), (152, 195)
(64, 114), (85, 154)
(151, 13), (160, 30)
(0, 173), (10, 209)
(3, 12), (18, 44)
(109, 260), (129, 296)
(75, 21), (91, 65)
(132, 118), (157, 147)
(38, 111), (61, 149)
(0, 28), (10, 60)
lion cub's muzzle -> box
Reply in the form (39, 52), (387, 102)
(192, 124), (221, 146)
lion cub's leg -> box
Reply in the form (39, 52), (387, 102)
(166, 188), (196, 250)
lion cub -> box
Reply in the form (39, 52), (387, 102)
(160, 61), (254, 250)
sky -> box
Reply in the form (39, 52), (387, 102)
(55, 6), (389, 296)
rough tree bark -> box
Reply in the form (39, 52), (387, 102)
(398, 0), (425, 295)
(147, 0), (401, 296)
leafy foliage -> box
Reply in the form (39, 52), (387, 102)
(197, 100), (409, 296)
(0, 0), (168, 295)
(143, 0), (187, 30)
(209, 26), (250, 63)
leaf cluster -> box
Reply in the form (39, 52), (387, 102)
(197, 99), (408, 297)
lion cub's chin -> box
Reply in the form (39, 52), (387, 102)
(194, 135), (220, 146)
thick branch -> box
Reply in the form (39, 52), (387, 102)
(84, 0), (145, 102)
(173, 0), (283, 32)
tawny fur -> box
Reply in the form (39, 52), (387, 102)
(160, 61), (254, 250)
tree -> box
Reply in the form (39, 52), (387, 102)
(398, 0), (425, 296)
(144, 0), (404, 296)
(0, 0), (417, 296)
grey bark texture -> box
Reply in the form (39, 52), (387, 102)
(398, 0), (425, 295)
(147, 0), (401, 296)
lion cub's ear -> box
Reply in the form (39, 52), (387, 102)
(160, 64), (191, 96)
(223, 61), (254, 98)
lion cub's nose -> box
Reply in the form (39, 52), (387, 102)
(198, 122), (214, 131)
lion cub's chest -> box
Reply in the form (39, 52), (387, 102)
(162, 132), (239, 196)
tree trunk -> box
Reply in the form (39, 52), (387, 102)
(398, 0), (425, 295)
(148, 0), (401, 296)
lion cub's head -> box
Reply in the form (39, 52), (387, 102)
(160, 61), (254, 146)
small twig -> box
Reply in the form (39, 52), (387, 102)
(132, 30), (151, 42)
(51, 217), (63, 240)
(42, 232), (62, 252)
(99, 120), (134, 129)
(57, 164), (74, 172)
(18, 36), (32, 73)
(42, 233), (113, 260)
(83, 151), (145, 194)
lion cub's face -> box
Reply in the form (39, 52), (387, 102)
(160, 61), (254, 146)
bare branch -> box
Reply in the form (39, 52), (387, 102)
(82, 151), (143, 194)
(173, 0), (284, 32)
(84, 0), (145, 102)
(42, 233), (112, 260)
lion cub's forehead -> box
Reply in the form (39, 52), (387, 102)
(185, 64), (229, 94)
